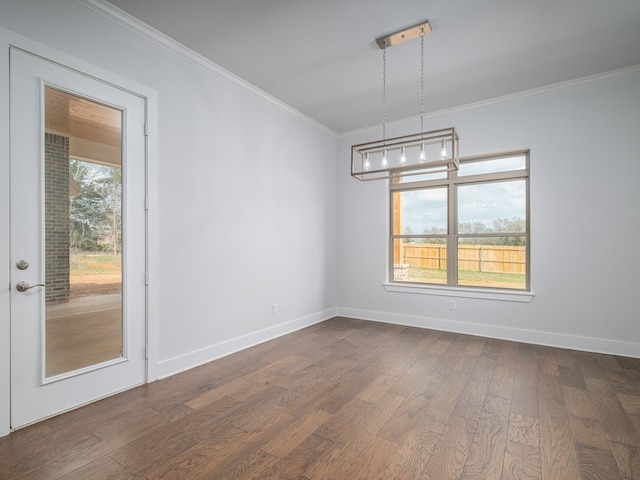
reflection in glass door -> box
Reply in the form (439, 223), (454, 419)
(44, 86), (124, 378)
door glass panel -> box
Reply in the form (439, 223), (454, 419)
(44, 86), (123, 378)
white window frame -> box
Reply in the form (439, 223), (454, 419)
(385, 150), (533, 302)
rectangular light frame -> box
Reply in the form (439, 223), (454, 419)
(351, 127), (459, 181)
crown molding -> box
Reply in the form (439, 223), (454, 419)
(73, 1), (640, 139)
(340, 63), (640, 138)
(75, 0), (337, 137)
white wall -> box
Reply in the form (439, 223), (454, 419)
(337, 68), (640, 356)
(0, 0), (338, 435)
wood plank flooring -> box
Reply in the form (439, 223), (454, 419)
(1, 317), (639, 479)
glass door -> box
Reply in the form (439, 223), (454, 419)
(10, 48), (147, 428)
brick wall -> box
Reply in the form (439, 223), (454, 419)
(44, 133), (70, 304)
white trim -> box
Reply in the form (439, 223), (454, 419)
(0, 28), (11, 437)
(154, 308), (337, 380)
(75, 0), (337, 137)
(340, 64), (640, 138)
(144, 89), (160, 383)
(336, 307), (640, 359)
(383, 283), (534, 303)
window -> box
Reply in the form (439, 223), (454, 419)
(390, 151), (529, 291)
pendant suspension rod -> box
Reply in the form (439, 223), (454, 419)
(420, 27), (425, 133)
(382, 40), (387, 141)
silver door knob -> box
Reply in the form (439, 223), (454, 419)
(16, 281), (45, 292)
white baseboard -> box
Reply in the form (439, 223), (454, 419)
(155, 304), (637, 382)
(155, 308), (336, 379)
(336, 307), (640, 359)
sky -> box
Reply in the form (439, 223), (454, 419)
(399, 155), (527, 235)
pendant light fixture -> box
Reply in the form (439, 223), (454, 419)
(351, 20), (459, 181)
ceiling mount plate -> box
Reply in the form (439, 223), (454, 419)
(375, 20), (431, 49)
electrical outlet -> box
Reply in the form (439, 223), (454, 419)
(449, 300), (457, 310)
(272, 303), (278, 314)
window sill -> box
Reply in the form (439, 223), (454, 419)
(382, 283), (534, 303)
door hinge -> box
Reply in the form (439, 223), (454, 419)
(144, 196), (149, 211)
(144, 122), (148, 136)
(145, 271), (149, 286)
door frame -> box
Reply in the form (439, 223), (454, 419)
(0, 29), (159, 436)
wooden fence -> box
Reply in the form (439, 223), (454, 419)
(399, 243), (526, 274)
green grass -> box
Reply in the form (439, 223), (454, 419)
(406, 267), (525, 289)
(70, 253), (121, 275)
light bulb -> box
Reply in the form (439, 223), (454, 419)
(363, 152), (371, 171)
(399, 146), (407, 166)
(381, 150), (388, 168)
(419, 143), (426, 162)
(440, 140), (447, 159)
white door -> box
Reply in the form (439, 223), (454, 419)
(10, 48), (147, 428)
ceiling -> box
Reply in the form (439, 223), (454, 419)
(105, 0), (640, 134)
(46, 86), (122, 167)
(46, 87), (121, 148)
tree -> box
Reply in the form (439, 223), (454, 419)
(458, 222), (489, 235)
(420, 226), (446, 244)
(93, 167), (122, 255)
(492, 217), (525, 233)
(69, 160), (121, 254)
(492, 217), (526, 245)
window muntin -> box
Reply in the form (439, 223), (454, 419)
(390, 151), (529, 290)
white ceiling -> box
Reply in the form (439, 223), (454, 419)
(105, 0), (640, 134)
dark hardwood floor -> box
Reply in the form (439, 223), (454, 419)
(1, 317), (639, 479)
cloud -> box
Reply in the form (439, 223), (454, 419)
(401, 180), (526, 234)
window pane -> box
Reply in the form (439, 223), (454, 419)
(392, 187), (447, 235)
(458, 155), (526, 176)
(458, 237), (527, 289)
(392, 170), (448, 184)
(393, 238), (447, 284)
(458, 180), (526, 234)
